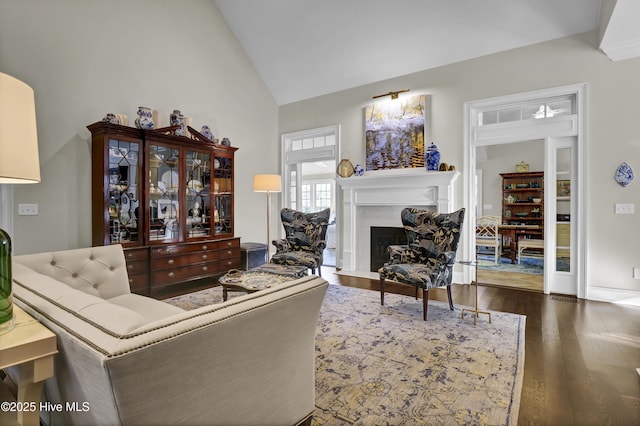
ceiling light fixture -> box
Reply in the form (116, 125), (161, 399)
(372, 89), (410, 100)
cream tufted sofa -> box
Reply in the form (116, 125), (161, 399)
(9, 244), (328, 426)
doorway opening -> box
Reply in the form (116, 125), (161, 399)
(464, 84), (586, 298)
(475, 140), (545, 292)
(281, 125), (340, 267)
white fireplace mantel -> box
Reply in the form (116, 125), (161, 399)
(337, 169), (460, 273)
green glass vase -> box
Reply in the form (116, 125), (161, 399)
(0, 228), (15, 333)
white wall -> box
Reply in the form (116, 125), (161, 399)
(279, 31), (640, 294)
(0, 0), (279, 254)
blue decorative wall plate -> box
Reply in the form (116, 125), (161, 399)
(615, 162), (634, 187)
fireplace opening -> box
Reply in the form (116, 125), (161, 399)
(370, 226), (407, 272)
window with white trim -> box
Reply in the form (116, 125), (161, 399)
(477, 95), (575, 126)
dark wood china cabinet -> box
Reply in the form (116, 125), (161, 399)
(89, 121), (240, 296)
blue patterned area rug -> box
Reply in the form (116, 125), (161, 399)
(165, 284), (526, 425)
(477, 254), (544, 275)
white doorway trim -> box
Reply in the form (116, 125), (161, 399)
(281, 125), (341, 266)
(463, 83), (587, 299)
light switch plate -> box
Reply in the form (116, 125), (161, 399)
(18, 203), (38, 215)
(615, 203), (635, 214)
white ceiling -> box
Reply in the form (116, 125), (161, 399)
(214, 0), (639, 105)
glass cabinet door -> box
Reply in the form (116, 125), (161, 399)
(185, 149), (211, 239)
(108, 139), (141, 245)
(148, 144), (181, 242)
(213, 154), (233, 236)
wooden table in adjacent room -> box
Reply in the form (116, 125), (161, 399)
(0, 306), (57, 426)
(498, 224), (542, 263)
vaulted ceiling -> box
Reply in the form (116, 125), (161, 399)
(214, 0), (640, 105)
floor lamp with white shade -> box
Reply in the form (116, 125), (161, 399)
(0, 72), (41, 333)
(253, 174), (282, 261)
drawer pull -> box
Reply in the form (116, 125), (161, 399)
(202, 266), (208, 271)
(227, 260), (233, 266)
(129, 278), (134, 283)
(127, 264), (134, 270)
(226, 242), (232, 247)
(168, 259), (175, 265)
(227, 250), (232, 256)
(202, 254), (208, 260)
(202, 245), (208, 250)
(168, 272), (175, 278)
(127, 253), (133, 258)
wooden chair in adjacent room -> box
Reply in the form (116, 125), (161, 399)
(476, 215), (502, 264)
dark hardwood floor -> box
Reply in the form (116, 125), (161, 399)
(322, 267), (640, 425)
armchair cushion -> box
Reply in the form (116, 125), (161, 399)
(269, 250), (319, 270)
(378, 263), (441, 287)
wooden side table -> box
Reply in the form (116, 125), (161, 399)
(0, 306), (57, 426)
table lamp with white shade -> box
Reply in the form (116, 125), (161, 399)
(0, 72), (41, 333)
(253, 174), (281, 260)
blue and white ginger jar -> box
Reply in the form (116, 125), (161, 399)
(354, 164), (364, 176)
(424, 142), (440, 171)
(200, 125), (214, 141)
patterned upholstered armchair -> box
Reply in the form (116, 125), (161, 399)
(378, 207), (465, 320)
(270, 208), (330, 276)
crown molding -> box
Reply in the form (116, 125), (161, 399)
(600, 37), (640, 61)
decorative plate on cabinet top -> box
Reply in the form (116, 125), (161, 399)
(615, 162), (634, 187)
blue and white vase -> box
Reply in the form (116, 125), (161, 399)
(424, 142), (440, 171)
(200, 125), (214, 141)
(134, 106), (154, 129)
(102, 113), (119, 124)
(169, 109), (182, 127)
(354, 164), (364, 176)
(169, 109), (186, 136)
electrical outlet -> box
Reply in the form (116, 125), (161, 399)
(634, 267), (640, 279)
(18, 203), (38, 215)
(615, 203), (635, 214)
(483, 204), (493, 210)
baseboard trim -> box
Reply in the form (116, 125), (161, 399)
(588, 286), (640, 307)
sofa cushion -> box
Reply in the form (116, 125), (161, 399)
(109, 293), (184, 323)
(13, 244), (131, 299)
